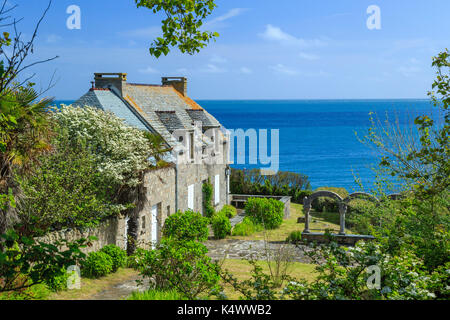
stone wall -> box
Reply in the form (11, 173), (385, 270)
(36, 215), (127, 254)
(135, 166), (177, 249)
(176, 162), (228, 215)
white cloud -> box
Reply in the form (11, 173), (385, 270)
(205, 8), (248, 28)
(299, 52), (320, 60)
(176, 68), (190, 75)
(202, 64), (227, 73)
(138, 66), (159, 74)
(210, 55), (227, 64)
(269, 64), (298, 76)
(118, 26), (160, 38)
(46, 34), (62, 43)
(398, 66), (421, 77)
(239, 67), (252, 74)
(259, 25), (326, 47)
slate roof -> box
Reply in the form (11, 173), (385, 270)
(156, 111), (185, 132)
(72, 89), (149, 132)
(73, 80), (223, 149)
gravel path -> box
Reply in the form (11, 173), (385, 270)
(88, 275), (150, 300)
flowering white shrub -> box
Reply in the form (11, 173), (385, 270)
(52, 105), (160, 187)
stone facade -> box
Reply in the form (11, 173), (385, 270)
(135, 166), (176, 249)
(36, 215), (127, 254)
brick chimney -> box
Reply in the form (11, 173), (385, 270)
(162, 77), (187, 96)
(94, 73), (127, 96)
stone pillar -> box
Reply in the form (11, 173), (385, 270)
(339, 202), (347, 235)
(303, 197), (311, 234)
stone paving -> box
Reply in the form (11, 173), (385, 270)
(89, 275), (150, 300)
(204, 239), (313, 264)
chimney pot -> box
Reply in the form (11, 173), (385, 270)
(162, 76), (187, 96)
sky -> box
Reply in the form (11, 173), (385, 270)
(7, 0), (450, 100)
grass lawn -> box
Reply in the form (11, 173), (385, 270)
(48, 268), (140, 300)
(220, 259), (317, 300)
(230, 203), (351, 242)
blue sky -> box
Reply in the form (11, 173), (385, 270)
(9, 0), (450, 100)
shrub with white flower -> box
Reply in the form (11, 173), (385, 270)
(52, 105), (164, 188)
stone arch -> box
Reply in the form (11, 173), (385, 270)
(387, 193), (403, 201)
(303, 190), (344, 208)
(303, 191), (347, 235)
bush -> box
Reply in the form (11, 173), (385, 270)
(232, 217), (263, 236)
(100, 245), (127, 272)
(82, 251), (114, 278)
(286, 231), (303, 243)
(138, 239), (221, 300)
(211, 213), (232, 239)
(311, 187), (349, 213)
(230, 168), (311, 203)
(220, 205), (237, 218)
(245, 198), (284, 230)
(44, 268), (69, 292)
(128, 289), (187, 300)
(127, 248), (151, 270)
(162, 210), (209, 242)
(293, 190), (313, 204)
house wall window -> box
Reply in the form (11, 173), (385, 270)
(188, 184), (195, 210)
(189, 132), (194, 160)
(214, 175), (220, 205)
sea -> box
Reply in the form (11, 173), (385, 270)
(55, 99), (435, 192)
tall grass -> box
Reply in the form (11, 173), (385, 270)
(128, 289), (186, 300)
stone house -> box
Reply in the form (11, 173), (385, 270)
(71, 73), (231, 251)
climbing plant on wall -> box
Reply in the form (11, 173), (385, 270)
(202, 179), (215, 218)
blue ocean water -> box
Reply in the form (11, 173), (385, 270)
(197, 99), (434, 191)
(55, 99), (434, 191)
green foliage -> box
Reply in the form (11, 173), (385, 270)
(128, 289), (187, 300)
(0, 230), (89, 293)
(44, 268), (69, 292)
(286, 231), (303, 243)
(232, 217), (263, 236)
(81, 251), (114, 279)
(14, 131), (125, 233)
(311, 187), (349, 213)
(127, 247), (152, 270)
(100, 245), (127, 272)
(138, 238), (221, 300)
(230, 168), (311, 203)
(162, 210), (209, 241)
(0, 85), (53, 233)
(211, 213), (231, 240)
(0, 283), (51, 300)
(220, 257), (294, 300)
(135, 0), (218, 57)
(284, 241), (447, 300)
(245, 197), (284, 230)
(202, 179), (215, 218)
(220, 205), (237, 218)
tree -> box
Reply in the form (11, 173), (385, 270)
(134, 0), (219, 57)
(359, 50), (449, 200)
(0, 0), (56, 234)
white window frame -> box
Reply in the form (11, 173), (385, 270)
(188, 184), (195, 210)
(214, 175), (220, 205)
